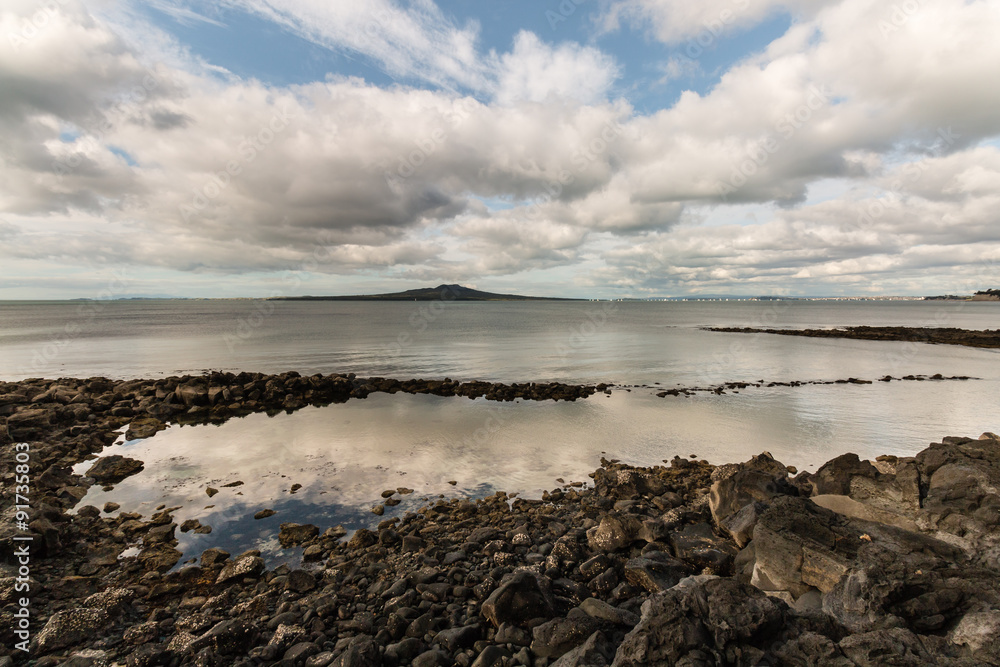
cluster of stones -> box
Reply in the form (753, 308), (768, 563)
(705, 326), (1000, 349)
(651, 374), (973, 397)
(3, 373), (1000, 665)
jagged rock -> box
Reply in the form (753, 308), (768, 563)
(550, 631), (615, 667)
(611, 578), (785, 666)
(85, 455), (144, 483)
(807, 453), (879, 496)
(709, 467), (796, 528)
(719, 501), (767, 548)
(670, 522), (738, 572)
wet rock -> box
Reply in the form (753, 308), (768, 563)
(279, 522), (319, 547)
(125, 417), (166, 440)
(205, 487), (218, 497)
(254, 509), (276, 520)
(86, 455), (144, 483)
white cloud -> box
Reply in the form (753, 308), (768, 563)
(1, 0), (999, 296)
(495, 31), (620, 105)
(599, 0), (827, 45)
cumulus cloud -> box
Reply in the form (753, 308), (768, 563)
(0, 0), (998, 296)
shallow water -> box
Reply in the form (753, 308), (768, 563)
(75, 379), (1000, 566)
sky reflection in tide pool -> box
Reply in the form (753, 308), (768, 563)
(76, 382), (1000, 567)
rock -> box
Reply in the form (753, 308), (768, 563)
(587, 513), (642, 552)
(470, 645), (511, 667)
(285, 569), (317, 593)
(481, 570), (556, 628)
(951, 610), (1000, 655)
(709, 468), (795, 527)
(206, 487), (218, 497)
(200, 547), (230, 566)
(611, 578), (784, 666)
(719, 501), (766, 548)
(103, 502), (120, 513)
(216, 554), (265, 584)
(285, 642), (321, 663)
(623, 552), (689, 592)
(85, 455), (144, 483)
(33, 608), (109, 654)
(670, 522), (737, 572)
(412, 650), (448, 667)
(550, 631), (614, 667)
(531, 615), (601, 658)
(125, 417), (165, 440)
(190, 619), (255, 654)
(254, 509), (276, 520)
(579, 598), (640, 626)
(807, 453), (878, 496)
(331, 636), (378, 667)
(837, 628), (935, 666)
(347, 528), (377, 550)
(433, 625), (480, 651)
(279, 522), (319, 547)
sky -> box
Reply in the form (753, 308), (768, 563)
(0, 0), (998, 299)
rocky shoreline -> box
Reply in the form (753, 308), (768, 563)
(705, 326), (1000, 349)
(2, 374), (1000, 665)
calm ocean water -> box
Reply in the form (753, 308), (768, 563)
(3, 299), (998, 564)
